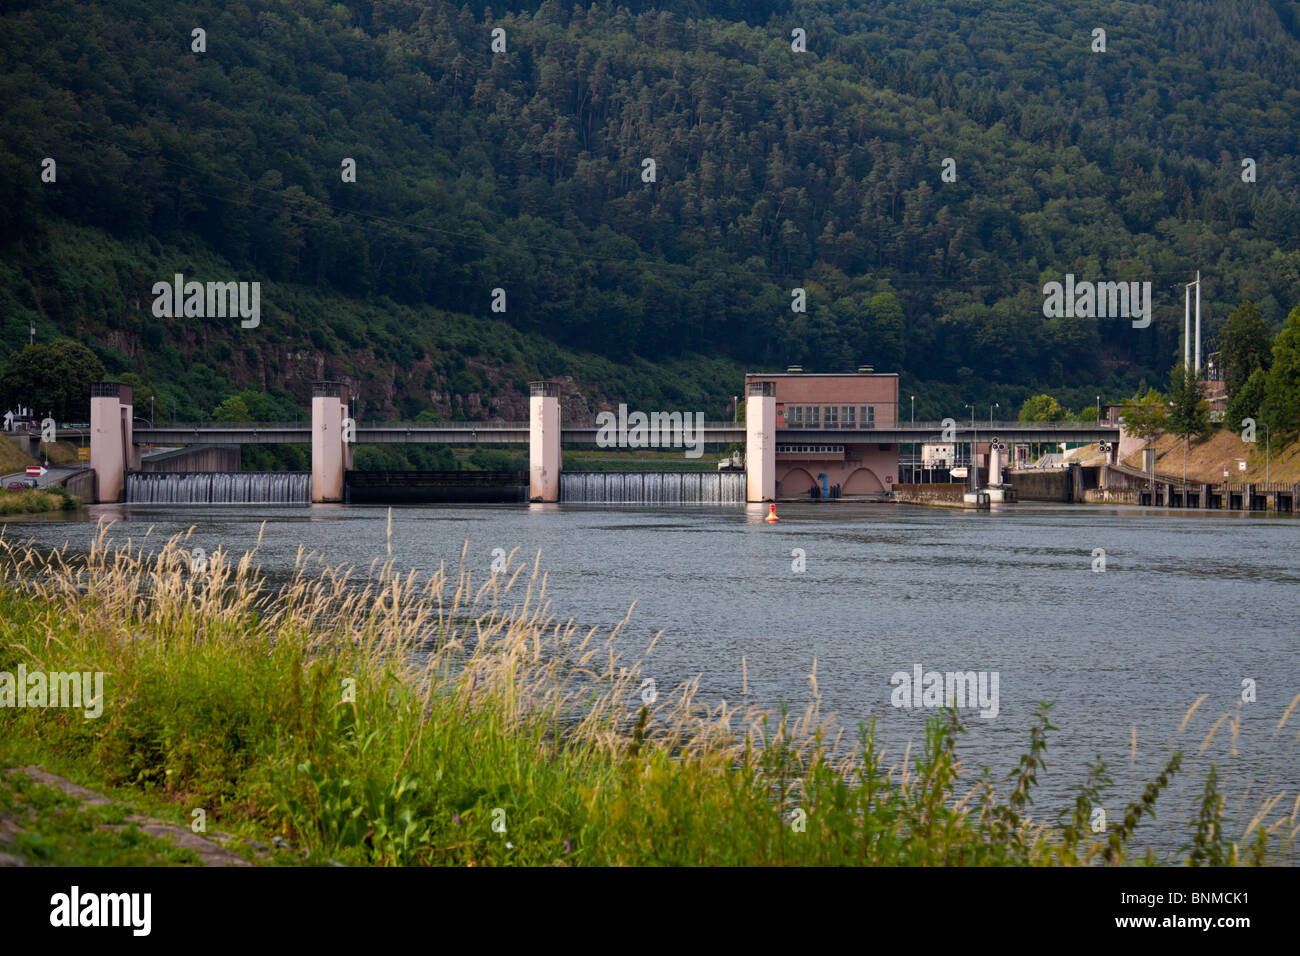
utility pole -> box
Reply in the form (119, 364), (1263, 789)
(1264, 421), (1270, 500)
(1195, 270), (1201, 374)
(1185, 273), (1202, 374)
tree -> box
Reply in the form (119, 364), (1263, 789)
(1219, 301), (1273, 397)
(1166, 363), (1211, 443)
(115, 373), (160, 423)
(1225, 367), (1267, 434)
(212, 396), (252, 422)
(1120, 387), (1167, 447)
(0, 339), (105, 421)
(1018, 394), (1067, 422)
(1260, 305), (1300, 443)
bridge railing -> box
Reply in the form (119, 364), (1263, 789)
(138, 421), (529, 430)
(131, 419), (1119, 434)
(354, 421), (527, 429)
(561, 419), (742, 429)
(776, 419), (1116, 432)
(892, 420), (1115, 430)
(137, 422), (310, 429)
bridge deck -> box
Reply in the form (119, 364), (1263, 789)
(128, 421), (1120, 446)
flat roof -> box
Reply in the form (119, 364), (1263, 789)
(745, 372), (900, 378)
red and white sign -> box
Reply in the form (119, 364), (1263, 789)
(26, 465), (46, 477)
(885, 475), (893, 484)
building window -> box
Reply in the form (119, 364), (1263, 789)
(789, 405), (802, 427)
(843, 406), (855, 427)
(825, 405), (838, 427)
(808, 406), (820, 427)
(863, 406), (875, 427)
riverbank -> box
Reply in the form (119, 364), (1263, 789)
(0, 487), (78, 516)
(1125, 428), (1300, 484)
(0, 523), (1291, 866)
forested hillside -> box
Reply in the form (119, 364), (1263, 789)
(2, 0), (1299, 422)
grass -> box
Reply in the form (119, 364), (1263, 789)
(0, 486), (79, 516)
(1124, 428), (1300, 484)
(0, 435), (35, 475)
(0, 518), (1295, 866)
(0, 770), (201, 866)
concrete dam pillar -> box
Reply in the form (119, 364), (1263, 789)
(90, 381), (132, 503)
(746, 380), (775, 502)
(311, 381), (350, 503)
(529, 381), (561, 502)
(988, 441), (1002, 487)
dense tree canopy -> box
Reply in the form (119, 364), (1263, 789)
(1121, 388), (1167, 446)
(1260, 306), (1300, 444)
(1018, 394), (1068, 423)
(1219, 301), (1273, 398)
(0, 338), (104, 421)
(2, 1), (1299, 420)
(1226, 367), (1268, 434)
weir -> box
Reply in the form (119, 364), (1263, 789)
(86, 377), (1120, 505)
(560, 471), (745, 504)
(125, 471), (311, 505)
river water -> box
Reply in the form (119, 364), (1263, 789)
(5, 500), (1298, 860)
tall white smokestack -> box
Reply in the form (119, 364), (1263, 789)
(1194, 270), (1201, 374)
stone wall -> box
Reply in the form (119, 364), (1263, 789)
(891, 482), (966, 504)
(1007, 468), (1069, 501)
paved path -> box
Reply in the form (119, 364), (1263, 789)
(1, 767), (266, 867)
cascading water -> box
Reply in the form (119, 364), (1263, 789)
(560, 471), (745, 504)
(125, 472), (311, 505)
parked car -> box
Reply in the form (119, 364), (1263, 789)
(6, 479), (37, 491)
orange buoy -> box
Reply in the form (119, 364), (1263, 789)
(764, 503), (780, 522)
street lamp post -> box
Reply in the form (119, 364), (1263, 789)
(965, 404), (977, 492)
(1263, 421), (1270, 503)
(910, 396), (915, 482)
(989, 402), (998, 428)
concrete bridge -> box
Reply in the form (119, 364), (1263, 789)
(82, 380), (1121, 504)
